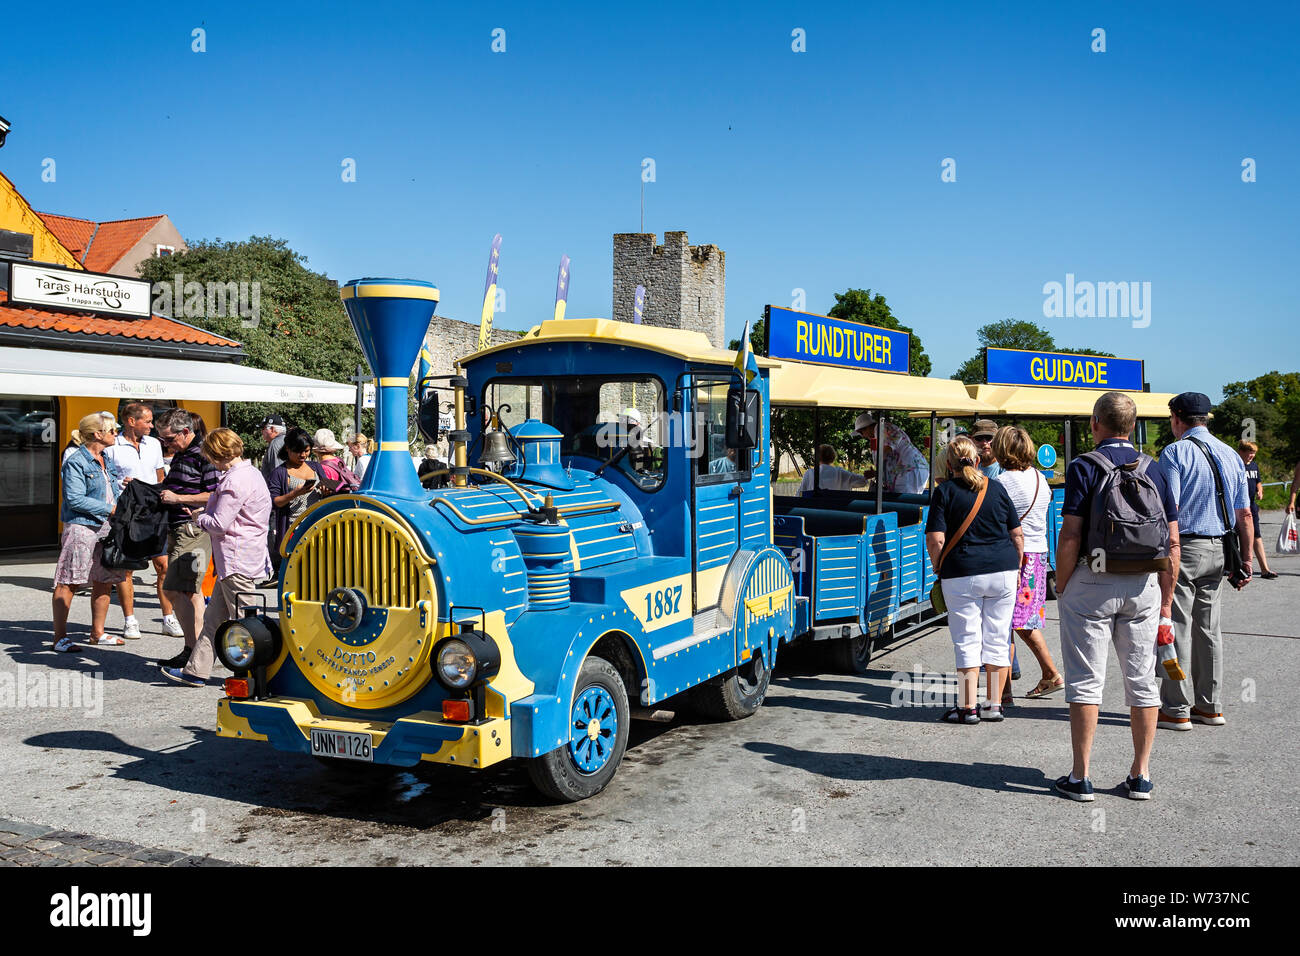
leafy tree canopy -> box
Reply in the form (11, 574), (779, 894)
(827, 289), (932, 377)
(136, 237), (376, 457)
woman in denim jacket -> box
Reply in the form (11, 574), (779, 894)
(53, 412), (130, 652)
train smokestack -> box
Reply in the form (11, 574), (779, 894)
(340, 277), (440, 499)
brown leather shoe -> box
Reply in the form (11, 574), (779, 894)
(1157, 710), (1192, 731)
(1191, 708), (1225, 726)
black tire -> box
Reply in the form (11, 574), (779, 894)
(527, 656), (630, 802)
(1045, 571), (1058, 601)
(828, 630), (874, 675)
(689, 649), (771, 720)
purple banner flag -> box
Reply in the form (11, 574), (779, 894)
(633, 284), (645, 324)
(554, 254), (570, 321)
(478, 233), (503, 350)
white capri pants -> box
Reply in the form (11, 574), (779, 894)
(941, 570), (1018, 669)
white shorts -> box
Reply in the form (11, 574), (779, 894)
(941, 570), (1017, 669)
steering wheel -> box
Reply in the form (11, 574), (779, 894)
(324, 587), (366, 634)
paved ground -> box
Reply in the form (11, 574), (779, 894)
(1, 512), (1297, 866)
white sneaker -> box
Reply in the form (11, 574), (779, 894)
(122, 617), (142, 640)
(161, 615), (184, 638)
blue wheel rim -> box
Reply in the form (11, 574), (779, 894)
(569, 685), (619, 774)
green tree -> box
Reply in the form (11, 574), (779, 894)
(953, 319), (1055, 385)
(827, 289), (932, 377)
(136, 237), (376, 457)
(1218, 371), (1300, 474)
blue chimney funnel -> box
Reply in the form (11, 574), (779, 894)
(340, 278), (439, 500)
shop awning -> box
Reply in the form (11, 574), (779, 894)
(0, 346), (355, 404)
(769, 361), (999, 413)
(911, 384), (1180, 419)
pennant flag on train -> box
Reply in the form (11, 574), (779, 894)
(417, 342), (433, 400)
(554, 255), (570, 321)
(477, 233), (503, 350)
(633, 284), (645, 324)
(734, 319), (759, 385)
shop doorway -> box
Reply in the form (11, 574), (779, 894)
(0, 396), (58, 551)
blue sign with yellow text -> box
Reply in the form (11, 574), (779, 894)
(985, 347), (1144, 391)
(765, 306), (910, 374)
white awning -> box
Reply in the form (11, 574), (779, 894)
(0, 346), (356, 404)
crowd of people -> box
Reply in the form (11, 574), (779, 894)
(921, 390), (1270, 801)
(50, 406), (380, 689)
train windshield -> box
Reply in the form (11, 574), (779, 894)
(484, 376), (668, 490)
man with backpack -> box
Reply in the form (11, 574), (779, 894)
(1157, 392), (1252, 731)
(1053, 392), (1180, 801)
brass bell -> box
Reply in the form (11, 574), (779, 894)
(479, 428), (516, 465)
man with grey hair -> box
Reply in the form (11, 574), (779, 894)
(1054, 391), (1179, 801)
(1156, 392), (1252, 731)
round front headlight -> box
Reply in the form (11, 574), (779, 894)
(436, 639), (477, 689)
(220, 623), (257, 670)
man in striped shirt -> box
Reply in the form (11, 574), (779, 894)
(155, 409), (221, 669)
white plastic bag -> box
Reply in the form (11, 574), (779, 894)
(1279, 512), (1299, 555)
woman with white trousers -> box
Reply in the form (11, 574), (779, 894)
(926, 436), (1024, 723)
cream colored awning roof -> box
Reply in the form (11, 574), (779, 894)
(769, 362), (999, 413)
(911, 384), (1180, 419)
(461, 318), (782, 369)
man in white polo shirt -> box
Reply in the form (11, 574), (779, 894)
(103, 402), (183, 638)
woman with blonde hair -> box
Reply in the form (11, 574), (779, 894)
(994, 426), (1063, 698)
(53, 412), (130, 652)
(925, 435), (1025, 723)
(160, 427), (272, 686)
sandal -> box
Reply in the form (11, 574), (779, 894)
(980, 702), (1005, 722)
(942, 706), (980, 725)
(84, 634), (125, 647)
(1025, 675), (1065, 699)
(53, 637), (82, 653)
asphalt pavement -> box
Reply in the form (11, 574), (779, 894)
(1, 512), (1297, 866)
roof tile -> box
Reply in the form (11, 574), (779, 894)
(0, 290), (241, 349)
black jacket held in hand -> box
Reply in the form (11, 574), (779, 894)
(101, 481), (169, 570)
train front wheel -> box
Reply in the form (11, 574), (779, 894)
(528, 656), (630, 802)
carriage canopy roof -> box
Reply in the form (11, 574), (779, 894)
(768, 361), (999, 413)
(911, 383), (1182, 419)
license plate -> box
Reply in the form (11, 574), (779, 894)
(310, 728), (373, 762)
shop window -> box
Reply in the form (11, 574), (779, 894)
(0, 396), (58, 550)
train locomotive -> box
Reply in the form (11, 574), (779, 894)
(214, 278), (798, 801)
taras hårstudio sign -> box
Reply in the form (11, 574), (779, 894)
(6, 262), (152, 318)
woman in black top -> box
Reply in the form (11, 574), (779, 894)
(925, 436), (1024, 723)
(1238, 441), (1276, 578)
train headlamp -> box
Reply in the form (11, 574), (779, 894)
(215, 612), (281, 673)
(432, 627), (502, 692)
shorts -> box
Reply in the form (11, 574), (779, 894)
(162, 522), (212, 593)
(1058, 564), (1160, 708)
(54, 521), (128, 587)
(1010, 552), (1049, 631)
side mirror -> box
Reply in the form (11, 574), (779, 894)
(725, 388), (760, 449)
(417, 394), (440, 443)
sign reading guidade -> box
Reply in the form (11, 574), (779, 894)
(6, 261), (152, 318)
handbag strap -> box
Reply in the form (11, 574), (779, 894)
(1018, 471), (1041, 522)
(1185, 436), (1234, 532)
(937, 478), (988, 572)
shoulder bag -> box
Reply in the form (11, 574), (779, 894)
(1185, 436), (1248, 585)
(929, 479), (989, 614)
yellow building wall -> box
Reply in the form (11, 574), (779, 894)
(0, 171), (81, 268)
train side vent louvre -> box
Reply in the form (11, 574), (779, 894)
(295, 516), (420, 609)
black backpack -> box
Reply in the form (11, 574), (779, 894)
(1082, 450), (1170, 572)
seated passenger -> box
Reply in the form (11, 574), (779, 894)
(798, 444), (867, 494)
(709, 447), (740, 474)
(854, 412), (930, 494)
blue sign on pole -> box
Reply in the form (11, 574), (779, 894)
(1037, 444), (1058, 469)
(985, 347), (1144, 391)
(764, 306), (910, 375)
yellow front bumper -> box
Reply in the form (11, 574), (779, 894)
(216, 696), (512, 768)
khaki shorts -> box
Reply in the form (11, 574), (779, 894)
(162, 522), (212, 593)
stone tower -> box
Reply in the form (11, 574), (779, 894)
(612, 231), (725, 348)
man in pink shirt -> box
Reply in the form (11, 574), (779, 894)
(161, 428), (272, 687)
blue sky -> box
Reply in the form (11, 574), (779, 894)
(3, 0), (1295, 397)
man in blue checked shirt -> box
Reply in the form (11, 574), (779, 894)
(1157, 392), (1252, 732)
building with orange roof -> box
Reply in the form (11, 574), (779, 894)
(0, 164), (351, 550)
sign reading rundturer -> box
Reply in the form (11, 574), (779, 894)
(6, 261), (153, 319)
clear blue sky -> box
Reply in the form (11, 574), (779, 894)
(3, 0), (1295, 397)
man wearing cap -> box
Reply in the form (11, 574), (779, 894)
(970, 419), (1004, 479)
(854, 412), (930, 494)
(259, 414), (287, 486)
(1156, 392), (1252, 731)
